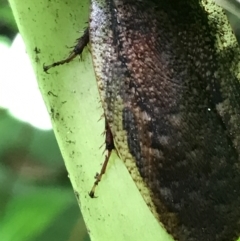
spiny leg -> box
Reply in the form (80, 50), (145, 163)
(89, 121), (115, 198)
(43, 26), (112, 197)
(43, 28), (89, 72)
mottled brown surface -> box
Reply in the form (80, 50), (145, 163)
(90, 0), (240, 240)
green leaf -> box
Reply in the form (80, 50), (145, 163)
(0, 188), (75, 241)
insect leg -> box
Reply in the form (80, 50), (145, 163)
(43, 28), (89, 72)
(89, 121), (115, 198)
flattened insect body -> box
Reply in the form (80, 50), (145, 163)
(89, 0), (240, 241)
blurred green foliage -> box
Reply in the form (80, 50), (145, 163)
(0, 1), (90, 241)
(0, 0), (17, 41)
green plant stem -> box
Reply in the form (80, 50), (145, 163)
(8, 1), (170, 241)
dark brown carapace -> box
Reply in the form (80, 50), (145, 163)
(44, 1), (240, 241)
